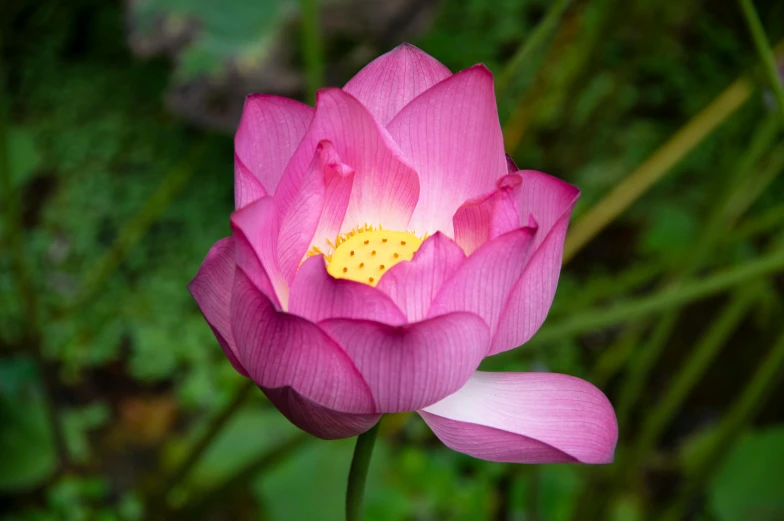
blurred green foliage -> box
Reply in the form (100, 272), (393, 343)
(1, 0), (783, 520)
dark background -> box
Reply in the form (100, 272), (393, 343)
(1, 0), (784, 519)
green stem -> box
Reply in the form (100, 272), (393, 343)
(0, 28), (68, 468)
(299, 0), (323, 105)
(346, 419), (382, 521)
(532, 245), (784, 344)
(632, 287), (757, 464)
(147, 380), (255, 517)
(737, 0), (784, 121)
(656, 329), (784, 521)
(562, 77), (753, 262)
(496, 0), (573, 96)
(169, 432), (310, 521)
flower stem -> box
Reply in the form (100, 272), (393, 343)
(737, 0), (784, 121)
(345, 419), (382, 521)
(299, 0), (324, 105)
(147, 380), (255, 517)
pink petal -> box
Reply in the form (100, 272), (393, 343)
(289, 255), (406, 324)
(274, 89), (420, 231)
(277, 141), (354, 284)
(515, 170), (580, 250)
(374, 232), (465, 323)
(234, 95), (313, 206)
(419, 371), (618, 464)
(489, 171), (580, 354)
(505, 153), (519, 173)
(428, 227), (536, 341)
(230, 196), (287, 309)
(263, 385), (381, 440)
(234, 153), (267, 209)
(188, 237), (248, 377)
(387, 65), (506, 236)
(319, 313), (490, 413)
(452, 174), (523, 256)
(231, 269), (376, 414)
(343, 43), (452, 126)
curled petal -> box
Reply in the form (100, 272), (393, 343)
(343, 43), (451, 126)
(277, 141), (354, 284)
(188, 237), (247, 377)
(515, 170), (580, 249)
(275, 89), (419, 231)
(263, 386), (381, 440)
(452, 174), (523, 256)
(320, 313), (490, 413)
(428, 227), (536, 340)
(231, 269), (376, 414)
(289, 255), (406, 325)
(387, 65), (506, 236)
(375, 232), (465, 323)
(420, 371), (618, 464)
(234, 95), (313, 206)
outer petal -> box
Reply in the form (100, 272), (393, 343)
(514, 171), (580, 250)
(230, 196), (287, 308)
(231, 269), (376, 414)
(277, 141), (354, 284)
(375, 232), (465, 323)
(320, 313), (490, 413)
(452, 174), (523, 256)
(234, 95), (313, 206)
(387, 65), (506, 236)
(263, 386), (381, 440)
(428, 227), (536, 341)
(274, 89), (420, 232)
(343, 43), (452, 126)
(188, 237), (248, 377)
(289, 255), (406, 325)
(234, 153), (267, 210)
(419, 372), (618, 464)
(489, 171), (580, 354)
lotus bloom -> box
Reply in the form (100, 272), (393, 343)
(190, 44), (617, 464)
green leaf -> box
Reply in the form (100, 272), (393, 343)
(0, 386), (57, 491)
(7, 126), (41, 188)
(709, 426), (784, 521)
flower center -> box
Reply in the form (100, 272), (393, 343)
(325, 228), (423, 286)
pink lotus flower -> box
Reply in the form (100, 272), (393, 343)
(189, 44), (617, 464)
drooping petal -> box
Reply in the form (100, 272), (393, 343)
(419, 371), (618, 464)
(234, 153), (267, 209)
(343, 43), (452, 126)
(230, 196), (287, 309)
(263, 385), (381, 440)
(234, 95), (313, 206)
(489, 171), (580, 354)
(289, 255), (406, 325)
(277, 141), (354, 284)
(231, 269), (376, 414)
(428, 227), (536, 340)
(274, 89), (419, 231)
(452, 174), (523, 256)
(375, 233), (465, 323)
(387, 65), (506, 236)
(320, 313), (490, 413)
(188, 237), (248, 377)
